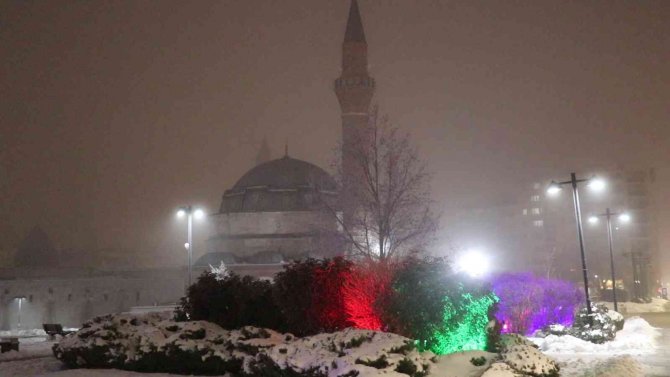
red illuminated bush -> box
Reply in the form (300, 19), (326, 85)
(341, 260), (395, 330)
(273, 257), (353, 335)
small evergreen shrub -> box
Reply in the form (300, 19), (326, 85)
(470, 356), (487, 366)
(395, 357), (418, 376)
(569, 303), (619, 344)
(272, 257), (353, 336)
(176, 271), (284, 331)
(355, 354), (389, 369)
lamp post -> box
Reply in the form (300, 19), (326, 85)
(588, 209), (630, 312)
(176, 205), (205, 288)
(547, 173), (605, 317)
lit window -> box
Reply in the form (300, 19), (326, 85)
(531, 195), (540, 202)
(532, 208), (541, 215)
(533, 183), (541, 190)
(522, 209), (528, 215)
(533, 220), (544, 227)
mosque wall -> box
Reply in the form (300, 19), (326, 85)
(0, 271), (184, 330)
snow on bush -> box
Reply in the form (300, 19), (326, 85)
(501, 345), (559, 377)
(53, 312), (561, 377)
(568, 303), (621, 344)
(480, 362), (523, 377)
(53, 312), (435, 377)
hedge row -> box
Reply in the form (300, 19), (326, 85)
(176, 257), (499, 354)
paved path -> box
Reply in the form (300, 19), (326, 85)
(630, 313), (670, 376)
(638, 328), (670, 376)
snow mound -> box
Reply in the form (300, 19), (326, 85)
(498, 334), (539, 352)
(481, 362), (523, 377)
(531, 317), (660, 356)
(501, 344), (559, 376)
(432, 350), (496, 377)
(53, 312), (436, 377)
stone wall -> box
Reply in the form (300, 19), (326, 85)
(0, 270), (185, 330)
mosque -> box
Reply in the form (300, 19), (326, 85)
(195, 0), (375, 277)
(0, 0), (376, 329)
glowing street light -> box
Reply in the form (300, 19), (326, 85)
(588, 178), (606, 192)
(546, 173), (605, 318)
(589, 208), (630, 312)
(588, 216), (599, 224)
(546, 181), (562, 196)
(457, 251), (490, 278)
(176, 205), (206, 288)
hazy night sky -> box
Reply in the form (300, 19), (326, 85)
(1, 1), (669, 267)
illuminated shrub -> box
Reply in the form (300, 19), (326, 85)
(492, 273), (584, 335)
(341, 260), (394, 331)
(273, 257), (353, 336)
(176, 272), (283, 330)
(382, 257), (499, 354)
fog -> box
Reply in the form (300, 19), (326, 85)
(1, 1), (668, 277)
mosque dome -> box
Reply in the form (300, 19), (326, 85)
(219, 156), (338, 213)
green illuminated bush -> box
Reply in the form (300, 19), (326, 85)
(381, 257), (499, 355)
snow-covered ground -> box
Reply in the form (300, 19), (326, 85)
(0, 328), (47, 337)
(599, 299), (670, 314)
(3, 318), (662, 377)
(530, 317), (668, 377)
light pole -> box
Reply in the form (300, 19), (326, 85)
(547, 173), (605, 317)
(588, 209), (630, 312)
(176, 205), (205, 288)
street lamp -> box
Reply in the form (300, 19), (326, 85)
(176, 205), (205, 288)
(588, 208), (630, 312)
(546, 173), (605, 317)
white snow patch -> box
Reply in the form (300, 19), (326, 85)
(530, 317), (659, 356)
(432, 350), (495, 377)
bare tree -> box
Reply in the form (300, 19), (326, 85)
(325, 107), (437, 262)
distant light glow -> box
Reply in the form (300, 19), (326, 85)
(176, 209), (186, 218)
(193, 209), (205, 219)
(588, 216), (599, 224)
(619, 213), (631, 223)
(457, 251), (490, 278)
(588, 178), (606, 192)
(184, 242), (190, 250)
(546, 181), (562, 195)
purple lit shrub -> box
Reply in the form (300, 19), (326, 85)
(492, 273), (584, 335)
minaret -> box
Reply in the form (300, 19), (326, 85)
(335, 0), (375, 186)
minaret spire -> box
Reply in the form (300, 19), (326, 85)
(334, 0), (375, 229)
(344, 0), (366, 43)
